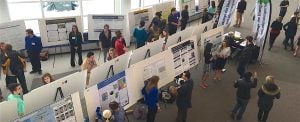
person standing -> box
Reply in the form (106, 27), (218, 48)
(148, 12), (162, 31)
(234, 0), (247, 27)
(168, 8), (180, 35)
(257, 75), (280, 122)
(231, 72), (258, 120)
(98, 24), (112, 62)
(142, 76), (160, 122)
(81, 52), (97, 86)
(202, 8), (212, 24)
(213, 41), (231, 81)
(3, 44), (28, 94)
(109, 101), (126, 122)
(114, 31), (127, 56)
(199, 43), (213, 89)
(69, 25), (83, 67)
(268, 17), (283, 51)
(133, 21), (148, 48)
(25, 29), (42, 74)
(279, 0), (289, 18)
(293, 36), (300, 57)
(283, 17), (297, 51)
(176, 71), (194, 122)
(7, 83), (25, 116)
(237, 36), (255, 78)
(207, 1), (216, 18)
(180, 5), (189, 31)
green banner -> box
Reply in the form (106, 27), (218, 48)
(258, 0), (270, 4)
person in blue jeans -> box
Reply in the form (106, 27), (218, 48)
(142, 76), (160, 122)
(231, 72), (258, 120)
(133, 20), (148, 49)
(25, 29), (43, 74)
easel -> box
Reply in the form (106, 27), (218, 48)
(177, 36), (182, 43)
(128, 49), (151, 68)
(54, 87), (64, 101)
(106, 65), (115, 79)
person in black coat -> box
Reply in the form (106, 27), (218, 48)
(234, 0), (247, 27)
(268, 17), (283, 51)
(279, 0), (289, 18)
(98, 24), (112, 62)
(231, 72), (257, 120)
(237, 36), (255, 78)
(202, 8), (211, 24)
(257, 75), (280, 122)
(175, 71), (193, 122)
(283, 17), (297, 51)
(181, 5), (189, 31)
(69, 25), (83, 67)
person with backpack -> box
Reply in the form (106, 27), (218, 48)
(133, 20), (148, 48)
(142, 76), (160, 122)
(231, 72), (258, 120)
(3, 44), (28, 94)
(257, 75), (280, 122)
(237, 36), (255, 78)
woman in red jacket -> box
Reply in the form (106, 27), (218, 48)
(114, 30), (127, 56)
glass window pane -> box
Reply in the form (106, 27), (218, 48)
(143, 0), (159, 7)
(7, 0), (39, 3)
(8, 3), (42, 20)
(25, 20), (40, 36)
(82, 0), (114, 15)
(83, 16), (88, 32)
(131, 0), (140, 9)
(43, 1), (80, 18)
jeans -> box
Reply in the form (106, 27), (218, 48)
(102, 48), (109, 62)
(237, 62), (247, 78)
(70, 46), (83, 66)
(258, 108), (270, 122)
(283, 34), (295, 49)
(232, 97), (249, 120)
(27, 51), (41, 72)
(147, 107), (157, 122)
(269, 31), (280, 49)
(181, 21), (187, 31)
(176, 108), (188, 122)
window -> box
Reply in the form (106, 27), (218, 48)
(131, 0), (140, 9)
(43, 1), (81, 18)
(82, 0), (115, 15)
(143, 0), (159, 7)
(83, 16), (88, 32)
(25, 20), (40, 36)
(8, 3), (43, 20)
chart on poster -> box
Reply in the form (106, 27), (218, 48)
(0, 20), (26, 50)
(169, 40), (198, 76)
(143, 59), (167, 81)
(97, 71), (129, 109)
(14, 96), (76, 122)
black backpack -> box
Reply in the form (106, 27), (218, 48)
(159, 87), (176, 103)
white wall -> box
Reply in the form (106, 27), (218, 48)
(0, 0), (10, 23)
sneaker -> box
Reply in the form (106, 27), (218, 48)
(29, 71), (37, 74)
(199, 83), (207, 89)
(203, 82), (208, 87)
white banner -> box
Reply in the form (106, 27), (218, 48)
(217, 0), (239, 27)
(252, 0), (271, 47)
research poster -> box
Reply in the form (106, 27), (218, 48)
(153, 1), (175, 20)
(129, 8), (153, 36)
(97, 71), (129, 110)
(0, 20), (26, 50)
(169, 40), (198, 76)
(181, 0), (196, 16)
(88, 15), (126, 41)
(14, 96), (76, 122)
(203, 32), (223, 53)
(143, 59), (167, 81)
(39, 16), (82, 47)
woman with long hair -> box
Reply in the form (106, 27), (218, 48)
(142, 76), (160, 122)
(41, 73), (54, 85)
(200, 43), (213, 88)
(213, 41), (231, 81)
(69, 25), (83, 67)
(160, 29), (169, 51)
(268, 17), (283, 51)
(114, 30), (127, 56)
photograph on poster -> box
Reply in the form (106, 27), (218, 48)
(97, 71), (129, 110)
(0, 20), (26, 50)
(45, 18), (77, 43)
(170, 40), (197, 76)
(14, 96), (76, 122)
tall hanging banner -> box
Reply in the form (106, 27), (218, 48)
(252, 0), (271, 47)
(217, 0), (239, 27)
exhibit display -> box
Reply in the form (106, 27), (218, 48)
(152, 1), (175, 20)
(0, 20), (26, 50)
(128, 8), (153, 36)
(0, 100), (18, 122)
(217, 0), (239, 27)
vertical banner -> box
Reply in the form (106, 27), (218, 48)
(217, 0), (239, 27)
(252, 0), (271, 47)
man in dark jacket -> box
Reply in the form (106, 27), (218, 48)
(98, 24), (112, 62)
(4, 44), (29, 94)
(181, 5), (189, 31)
(237, 36), (254, 78)
(176, 71), (193, 122)
(234, 0), (247, 27)
(231, 72), (257, 120)
(25, 29), (42, 74)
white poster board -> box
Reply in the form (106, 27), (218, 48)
(180, 0), (196, 15)
(0, 20), (26, 50)
(0, 100), (18, 122)
(14, 92), (83, 122)
(168, 36), (199, 76)
(88, 15), (129, 45)
(152, 1), (175, 20)
(200, 26), (224, 56)
(128, 8), (154, 36)
(24, 72), (86, 114)
(39, 16), (83, 47)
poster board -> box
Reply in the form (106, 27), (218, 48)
(0, 20), (26, 50)
(200, 26), (224, 57)
(128, 7), (154, 36)
(24, 72), (86, 114)
(0, 100), (18, 122)
(168, 36), (199, 76)
(88, 15), (128, 45)
(152, 1), (175, 20)
(180, 0), (196, 16)
(125, 50), (175, 109)
(129, 39), (164, 67)
(14, 92), (83, 122)
(88, 52), (131, 87)
(85, 71), (129, 120)
(39, 16), (83, 47)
